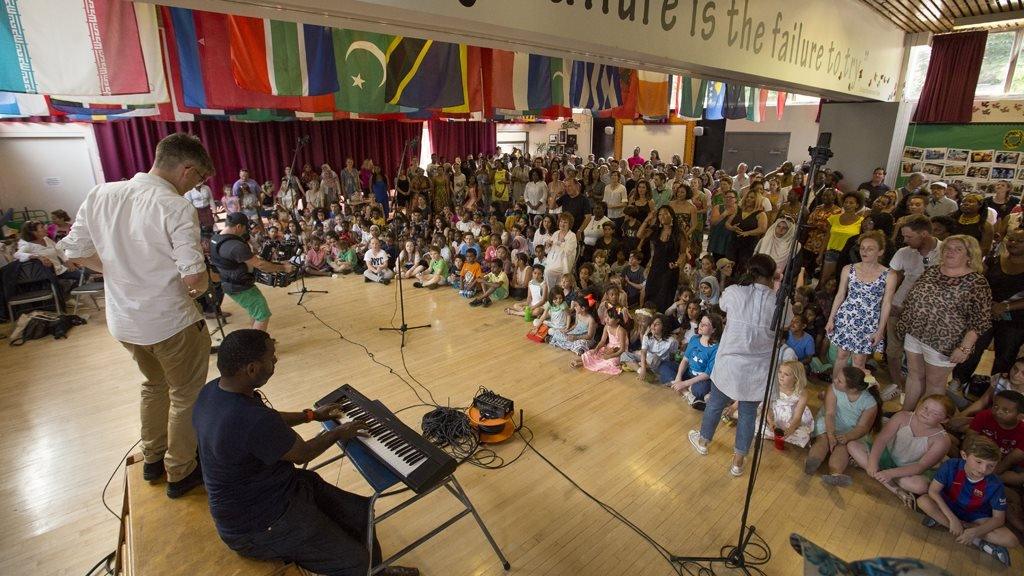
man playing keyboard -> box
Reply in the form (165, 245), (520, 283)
(193, 329), (419, 576)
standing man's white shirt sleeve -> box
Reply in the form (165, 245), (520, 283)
(58, 173), (205, 345)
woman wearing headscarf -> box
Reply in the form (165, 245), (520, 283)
(755, 217), (801, 281)
(697, 276), (721, 309)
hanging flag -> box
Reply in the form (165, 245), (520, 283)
(228, 16), (338, 97)
(332, 28), (398, 114)
(636, 71), (670, 118)
(550, 58), (570, 109)
(745, 88), (766, 122)
(776, 91), (787, 120)
(385, 37), (467, 109)
(570, 62), (622, 110)
(704, 82), (725, 120)
(0, 0), (150, 96)
(49, 4), (167, 106)
(677, 76), (708, 120)
(487, 51), (554, 113)
(598, 68), (638, 119)
(0, 92), (48, 117)
(724, 84), (746, 120)
(165, 8), (334, 113)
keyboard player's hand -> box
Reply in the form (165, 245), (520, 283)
(331, 421), (370, 442)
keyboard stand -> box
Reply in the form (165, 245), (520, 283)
(311, 421), (511, 576)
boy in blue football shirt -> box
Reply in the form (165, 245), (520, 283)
(917, 435), (1019, 567)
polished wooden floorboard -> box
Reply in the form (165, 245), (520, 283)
(0, 274), (1015, 575)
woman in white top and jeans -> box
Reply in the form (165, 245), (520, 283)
(689, 254), (779, 477)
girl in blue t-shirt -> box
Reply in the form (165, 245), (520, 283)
(665, 313), (723, 410)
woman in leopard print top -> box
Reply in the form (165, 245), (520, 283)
(896, 235), (992, 410)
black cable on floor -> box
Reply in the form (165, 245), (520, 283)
(101, 438), (142, 521)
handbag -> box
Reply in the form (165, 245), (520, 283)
(526, 324), (549, 343)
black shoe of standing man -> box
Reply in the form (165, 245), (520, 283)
(166, 463), (204, 499)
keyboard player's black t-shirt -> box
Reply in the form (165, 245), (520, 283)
(193, 378), (297, 538)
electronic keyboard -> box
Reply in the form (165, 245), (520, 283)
(315, 385), (457, 494)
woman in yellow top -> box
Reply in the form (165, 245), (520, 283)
(821, 192), (865, 285)
(492, 162), (510, 214)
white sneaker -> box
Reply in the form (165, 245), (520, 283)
(684, 390), (696, 406)
(688, 430), (708, 455)
(880, 384), (900, 402)
(729, 464), (744, 477)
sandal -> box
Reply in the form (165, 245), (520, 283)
(569, 359), (583, 368)
(481, 297), (492, 308)
(504, 307), (516, 315)
(894, 487), (918, 511)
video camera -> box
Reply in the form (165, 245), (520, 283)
(259, 239), (301, 263)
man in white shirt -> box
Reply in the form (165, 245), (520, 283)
(734, 163), (750, 192)
(884, 215), (941, 395)
(58, 133), (214, 498)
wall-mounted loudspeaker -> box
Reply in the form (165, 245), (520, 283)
(604, 126), (614, 135)
(693, 126), (705, 137)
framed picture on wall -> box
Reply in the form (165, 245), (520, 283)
(548, 134), (557, 144)
(566, 134), (577, 148)
(558, 129), (568, 144)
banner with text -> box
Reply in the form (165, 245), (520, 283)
(334, 0), (905, 101)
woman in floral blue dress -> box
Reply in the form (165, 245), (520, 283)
(825, 230), (897, 380)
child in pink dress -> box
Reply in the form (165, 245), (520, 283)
(572, 308), (628, 375)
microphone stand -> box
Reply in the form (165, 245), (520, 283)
(670, 133), (833, 575)
(284, 134), (328, 305)
(379, 136), (429, 347)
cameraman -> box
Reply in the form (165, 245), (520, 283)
(211, 213), (292, 333)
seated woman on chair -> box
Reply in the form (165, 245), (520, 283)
(193, 329), (419, 576)
(15, 219), (80, 281)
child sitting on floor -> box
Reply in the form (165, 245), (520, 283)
(805, 366), (881, 487)
(302, 236), (332, 276)
(533, 244), (547, 267)
(918, 435), (1019, 567)
(951, 356), (1024, 434)
(506, 264), (547, 318)
(963, 390), (1024, 472)
(559, 272), (578, 305)
(571, 307), (628, 375)
(667, 313), (722, 409)
(362, 237), (393, 285)
(848, 394), (952, 507)
(591, 249), (611, 287)
(621, 251), (647, 308)
(471, 258), (509, 308)
(578, 263), (596, 293)
(786, 315), (816, 366)
(549, 294), (599, 356)
(533, 286), (570, 332)
(509, 253), (531, 300)
(761, 360), (814, 448)
(327, 237), (358, 275)
(458, 248), (484, 298)
(622, 314), (677, 383)
(413, 245), (448, 289)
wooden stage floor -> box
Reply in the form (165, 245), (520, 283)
(0, 274), (1016, 575)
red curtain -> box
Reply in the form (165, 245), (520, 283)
(92, 118), (423, 197)
(428, 120), (497, 161)
(912, 31), (988, 124)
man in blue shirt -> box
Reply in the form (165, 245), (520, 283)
(193, 330), (418, 576)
